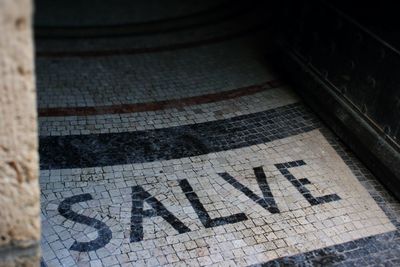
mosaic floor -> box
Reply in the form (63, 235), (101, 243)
(35, 0), (227, 27)
(37, 1), (400, 266)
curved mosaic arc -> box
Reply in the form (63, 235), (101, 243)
(35, 0), (249, 39)
(39, 103), (319, 169)
(35, 0), (229, 29)
(35, 4), (268, 55)
(38, 80), (282, 117)
(36, 26), (263, 58)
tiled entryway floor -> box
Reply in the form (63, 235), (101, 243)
(37, 1), (400, 266)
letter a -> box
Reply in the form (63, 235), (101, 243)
(131, 186), (191, 242)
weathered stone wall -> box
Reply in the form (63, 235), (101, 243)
(0, 0), (40, 266)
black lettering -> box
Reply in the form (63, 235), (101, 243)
(275, 160), (341, 205)
(131, 186), (190, 242)
(179, 179), (247, 228)
(218, 167), (280, 214)
(58, 194), (112, 252)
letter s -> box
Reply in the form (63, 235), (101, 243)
(58, 194), (112, 252)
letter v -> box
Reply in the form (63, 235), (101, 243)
(218, 166), (280, 214)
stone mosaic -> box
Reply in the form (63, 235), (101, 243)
(36, 35), (275, 109)
(38, 86), (298, 136)
(37, 1), (400, 265)
(39, 103), (318, 169)
(35, 0), (226, 27)
(35, 2), (262, 55)
(40, 130), (396, 266)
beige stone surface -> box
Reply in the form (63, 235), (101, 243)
(0, 0), (40, 263)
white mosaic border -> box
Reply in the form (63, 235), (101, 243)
(39, 86), (299, 136)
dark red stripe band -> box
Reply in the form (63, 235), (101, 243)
(38, 79), (283, 117)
